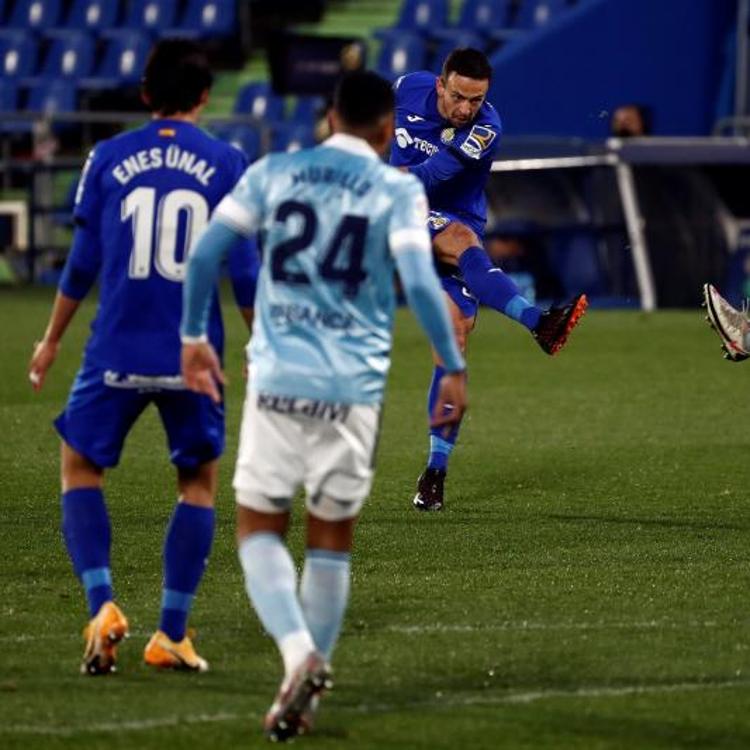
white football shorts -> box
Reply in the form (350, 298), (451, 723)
(233, 386), (381, 521)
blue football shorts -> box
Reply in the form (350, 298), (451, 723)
(54, 362), (225, 470)
(427, 209), (479, 319)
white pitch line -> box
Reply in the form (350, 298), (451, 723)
(383, 619), (722, 635)
(0, 619), (729, 644)
(2, 680), (749, 736)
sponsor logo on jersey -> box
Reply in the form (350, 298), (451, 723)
(459, 124), (497, 160)
(395, 127), (413, 148)
(407, 114), (425, 122)
(395, 127), (439, 155)
(440, 127), (455, 144)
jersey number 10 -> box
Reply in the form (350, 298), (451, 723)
(122, 187), (209, 282)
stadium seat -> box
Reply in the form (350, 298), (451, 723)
(431, 0), (516, 45)
(377, 0), (450, 38)
(0, 78), (19, 110)
(375, 32), (428, 81)
(26, 77), (77, 113)
(210, 123), (262, 163)
(31, 31), (96, 84)
(430, 32), (486, 72)
(0, 31), (39, 79)
(289, 96), (325, 127)
(233, 82), (285, 123)
(64, 0), (121, 33)
(123, 0), (179, 36)
(270, 123), (315, 154)
(514, 0), (569, 31)
(5, 0), (63, 31)
(164, 0), (237, 39)
(78, 30), (150, 90)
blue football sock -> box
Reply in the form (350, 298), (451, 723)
(427, 365), (460, 471)
(238, 532), (316, 677)
(159, 502), (215, 642)
(458, 246), (541, 330)
(61, 488), (113, 617)
(299, 549), (351, 660)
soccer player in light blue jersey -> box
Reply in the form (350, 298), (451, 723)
(181, 71), (467, 741)
(27, 40), (258, 676)
(391, 48), (588, 511)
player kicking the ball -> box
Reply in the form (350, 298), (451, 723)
(391, 48), (588, 511)
(703, 283), (750, 361)
(181, 71), (467, 741)
(27, 40), (256, 675)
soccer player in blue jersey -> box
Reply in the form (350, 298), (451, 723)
(180, 71), (467, 741)
(390, 48), (588, 511)
(27, 40), (257, 675)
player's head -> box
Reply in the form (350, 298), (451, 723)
(436, 48), (492, 128)
(141, 39), (213, 117)
(330, 71), (395, 155)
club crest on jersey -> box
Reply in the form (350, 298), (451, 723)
(460, 125), (497, 159)
(440, 128), (455, 144)
(428, 212), (450, 230)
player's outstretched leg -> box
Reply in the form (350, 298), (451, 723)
(703, 283), (750, 362)
(144, 495), (215, 672)
(532, 294), (589, 355)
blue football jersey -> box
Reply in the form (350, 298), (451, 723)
(389, 71), (502, 236)
(214, 133), (432, 404)
(73, 119), (249, 375)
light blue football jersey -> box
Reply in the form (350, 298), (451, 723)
(215, 133), (431, 404)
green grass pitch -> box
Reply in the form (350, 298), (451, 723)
(1, 286), (749, 749)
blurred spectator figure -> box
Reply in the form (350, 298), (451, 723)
(610, 104), (651, 137)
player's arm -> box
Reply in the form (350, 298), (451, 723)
(181, 161), (264, 401)
(407, 124), (500, 193)
(390, 182), (468, 428)
(226, 235), (260, 332)
(28, 225), (102, 391)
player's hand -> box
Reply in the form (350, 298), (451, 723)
(181, 342), (226, 403)
(430, 370), (467, 436)
(28, 338), (59, 392)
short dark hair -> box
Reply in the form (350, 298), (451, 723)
(333, 70), (394, 129)
(142, 39), (213, 115)
(441, 48), (492, 82)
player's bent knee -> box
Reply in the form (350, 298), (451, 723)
(61, 441), (103, 491)
(433, 223), (480, 263)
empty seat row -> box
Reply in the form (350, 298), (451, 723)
(1, 29), (151, 89)
(0, 0), (236, 39)
(377, 0), (574, 48)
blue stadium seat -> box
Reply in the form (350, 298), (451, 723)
(0, 78), (19, 110)
(64, 0), (121, 33)
(271, 123), (315, 154)
(378, 0), (449, 38)
(233, 82), (285, 123)
(289, 96), (325, 127)
(432, 0), (516, 44)
(0, 31), (39, 78)
(26, 77), (77, 113)
(515, 0), (568, 31)
(6, 0), (63, 31)
(165, 0), (237, 39)
(375, 32), (428, 81)
(33, 31), (96, 83)
(79, 30), (150, 89)
(210, 123), (262, 163)
(124, 0), (179, 36)
(430, 32), (486, 72)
